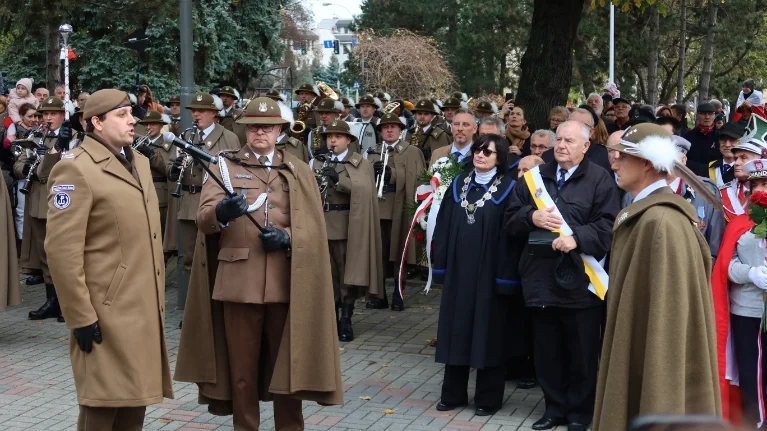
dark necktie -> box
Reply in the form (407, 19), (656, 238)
(723, 164), (732, 176)
(557, 168), (567, 191)
(258, 155), (268, 166)
(451, 151), (461, 162)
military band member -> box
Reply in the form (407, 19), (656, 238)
(293, 83), (323, 134)
(265, 89), (287, 103)
(45, 89), (173, 431)
(406, 99), (452, 162)
(310, 120), (382, 341)
(355, 95), (381, 126)
(218, 86), (247, 145)
(14, 96), (72, 322)
(341, 97), (356, 122)
(365, 113), (426, 311)
(307, 98), (361, 156)
(168, 95), (182, 136)
(166, 92), (240, 277)
(174, 97), (344, 430)
(136, 111), (174, 239)
(441, 97), (463, 136)
(474, 101), (497, 120)
(276, 109), (311, 164)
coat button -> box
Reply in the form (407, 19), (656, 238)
(267, 188), (273, 193)
(269, 221), (274, 227)
(268, 203), (274, 209)
(153, 233), (157, 239)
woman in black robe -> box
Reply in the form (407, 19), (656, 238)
(432, 133), (520, 416)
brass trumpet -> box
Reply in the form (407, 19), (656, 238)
(132, 132), (152, 150)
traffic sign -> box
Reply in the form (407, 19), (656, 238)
(353, 82), (360, 89)
(351, 38), (358, 47)
(323, 40), (334, 49)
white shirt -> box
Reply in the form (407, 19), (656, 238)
(333, 149), (348, 162)
(556, 164), (579, 182)
(449, 143), (472, 163)
(277, 134), (287, 143)
(383, 141), (398, 151)
(255, 150), (275, 167)
(224, 106), (232, 116)
(422, 125), (431, 133)
(668, 177), (682, 194)
(201, 123), (215, 141)
(633, 179), (669, 203)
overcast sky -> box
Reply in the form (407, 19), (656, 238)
(309, 0), (362, 23)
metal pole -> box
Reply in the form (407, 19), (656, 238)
(177, 0), (195, 310)
(360, 52), (365, 94)
(609, 3), (615, 83)
(63, 54), (70, 120)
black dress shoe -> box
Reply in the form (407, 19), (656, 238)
(516, 376), (537, 389)
(475, 407), (499, 416)
(567, 422), (588, 431)
(57, 315), (65, 323)
(25, 275), (44, 285)
(390, 296), (404, 311)
(532, 417), (567, 430)
(365, 298), (388, 309)
(435, 401), (466, 411)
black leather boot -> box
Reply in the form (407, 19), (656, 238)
(339, 303), (354, 342)
(391, 280), (404, 311)
(365, 287), (389, 309)
(29, 284), (62, 320)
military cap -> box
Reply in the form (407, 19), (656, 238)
(607, 123), (679, 172)
(83, 90), (132, 119)
(37, 96), (66, 113)
(235, 97), (288, 125)
(295, 83), (320, 97)
(629, 105), (656, 125)
(411, 99), (439, 115)
(719, 122), (746, 140)
(374, 91), (391, 102)
(672, 135), (692, 154)
(320, 119), (358, 143)
(185, 92), (219, 111)
(474, 101), (496, 114)
(377, 113), (407, 131)
(315, 98), (343, 113)
(451, 91), (469, 102)
(442, 97), (462, 109)
(218, 86), (237, 98)
(168, 95), (181, 105)
(355, 95), (377, 109)
(265, 89), (283, 102)
(139, 110), (169, 124)
(341, 97), (353, 108)
(745, 159), (767, 181)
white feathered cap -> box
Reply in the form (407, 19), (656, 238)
(373, 97), (383, 110)
(607, 123), (680, 173)
(160, 113), (171, 125)
(211, 94), (225, 117)
(129, 94), (137, 105)
(279, 101), (295, 128)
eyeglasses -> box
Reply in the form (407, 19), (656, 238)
(473, 147), (497, 157)
(246, 124), (276, 133)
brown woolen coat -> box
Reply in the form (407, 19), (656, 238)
(0, 170), (19, 311)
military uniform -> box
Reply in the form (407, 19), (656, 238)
(351, 97), (382, 154)
(175, 97), (344, 430)
(365, 113), (426, 311)
(166, 93), (241, 274)
(217, 86), (247, 146)
(307, 98), (361, 157)
(311, 121), (382, 341)
(405, 99), (451, 161)
(276, 133), (310, 164)
(44, 89), (173, 431)
(291, 83), (323, 142)
(137, 111), (174, 239)
(14, 96), (70, 322)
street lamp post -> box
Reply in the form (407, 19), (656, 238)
(59, 24), (73, 120)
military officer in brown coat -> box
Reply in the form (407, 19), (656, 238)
(45, 89), (173, 431)
(311, 120), (382, 342)
(14, 96), (72, 322)
(365, 113), (426, 311)
(217, 86), (246, 146)
(136, 111), (174, 239)
(292, 83), (323, 139)
(174, 97), (344, 430)
(307, 98), (361, 157)
(167, 93), (240, 276)
(406, 99), (452, 162)
(168, 95), (182, 136)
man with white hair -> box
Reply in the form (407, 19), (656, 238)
(586, 93), (603, 116)
(505, 120), (619, 431)
(530, 130), (555, 157)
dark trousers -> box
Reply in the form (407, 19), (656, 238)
(29, 217), (51, 284)
(77, 406), (146, 431)
(329, 240), (357, 305)
(731, 313), (767, 426)
(179, 220), (197, 273)
(531, 305), (603, 424)
(368, 219), (394, 300)
(223, 302), (304, 431)
(440, 365), (506, 410)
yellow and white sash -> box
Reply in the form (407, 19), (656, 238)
(523, 166), (608, 300)
(709, 161), (725, 187)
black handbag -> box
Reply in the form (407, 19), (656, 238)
(527, 229), (561, 259)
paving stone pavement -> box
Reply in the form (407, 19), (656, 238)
(0, 264), (557, 430)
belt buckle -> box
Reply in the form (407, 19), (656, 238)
(189, 185), (198, 194)
(323, 202), (330, 212)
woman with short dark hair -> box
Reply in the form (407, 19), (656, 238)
(432, 133), (518, 416)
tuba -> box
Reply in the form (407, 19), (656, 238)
(383, 102), (400, 115)
(316, 81), (339, 101)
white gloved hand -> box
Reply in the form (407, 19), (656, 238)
(748, 266), (767, 290)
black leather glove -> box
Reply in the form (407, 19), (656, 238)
(383, 165), (392, 183)
(170, 155), (185, 179)
(73, 321), (103, 353)
(22, 159), (34, 176)
(313, 147), (330, 157)
(373, 160), (384, 177)
(259, 226), (291, 252)
(35, 146), (48, 158)
(55, 121), (72, 152)
(215, 192), (248, 224)
(321, 166), (339, 185)
(135, 144), (154, 158)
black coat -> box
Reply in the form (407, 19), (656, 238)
(541, 143), (612, 175)
(683, 127), (720, 177)
(433, 172), (518, 369)
(504, 158), (619, 308)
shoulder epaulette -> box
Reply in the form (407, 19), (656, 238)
(60, 147), (85, 160)
(719, 181), (734, 190)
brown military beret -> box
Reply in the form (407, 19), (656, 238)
(83, 89), (132, 119)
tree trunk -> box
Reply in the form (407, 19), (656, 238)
(647, 6), (659, 106)
(676, 0), (686, 103)
(515, 0), (585, 131)
(46, 22), (60, 90)
(698, 1), (718, 102)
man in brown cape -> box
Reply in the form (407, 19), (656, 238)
(311, 120), (382, 342)
(595, 123), (721, 430)
(0, 170), (19, 312)
(365, 113), (426, 311)
(174, 97), (343, 430)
